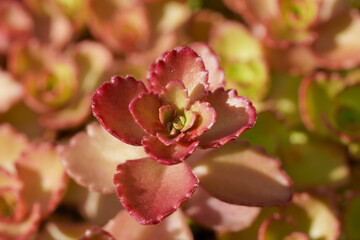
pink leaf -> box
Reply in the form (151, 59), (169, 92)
(104, 210), (193, 240)
(129, 92), (163, 136)
(61, 123), (147, 193)
(187, 101), (216, 140)
(15, 144), (68, 217)
(142, 136), (199, 165)
(190, 42), (226, 92)
(92, 76), (147, 146)
(197, 88), (256, 148)
(191, 141), (292, 206)
(149, 47), (209, 101)
(114, 158), (198, 225)
(183, 187), (260, 232)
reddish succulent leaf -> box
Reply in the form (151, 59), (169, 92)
(15, 144), (68, 217)
(92, 76), (147, 146)
(183, 187), (260, 232)
(191, 141), (292, 206)
(129, 92), (163, 136)
(190, 42), (225, 92)
(161, 80), (190, 112)
(156, 132), (185, 146)
(0, 124), (29, 173)
(114, 158), (198, 225)
(142, 136), (199, 165)
(187, 101), (216, 140)
(149, 47), (209, 101)
(197, 89), (256, 148)
(61, 123), (147, 193)
(104, 210), (193, 240)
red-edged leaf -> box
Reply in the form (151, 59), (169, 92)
(183, 187), (260, 232)
(142, 136), (199, 165)
(191, 141), (292, 206)
(190, 42), (225, 92)
(129, 92), (163, 136)
(149, 46), (209, 101)
(161, 80), (190, 112)
(187, 101), (216, 140)
(104, 210), (193, 240)
(114, 158), (198, 225)
(15, 144), (68, 217)
(61, 123), (147, 193)
(197, 88), (256, 148)
(92, 76), (147, 146)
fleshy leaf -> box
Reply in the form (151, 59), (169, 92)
(15, 144), (67, 217)
(281, 137), (350, 188)
(0, 124), (29, 173)
(210, 20), (269, 101)
(92, 76), (147, 146)
(129, 92), (163, 136)
(104, 210), (193, 240)
(142, 136), (199, 165)
(114, 158), (198, 225)
(191, 141), (292, 206)
(61, 123), (147, 193)
(161, 80), (190, 112)
(149, 46), (209, 101)
(197, 88), (256, 148)
(190, 42), (225, 92)
(187, 101), (216, 140)
(183, 187), (260, 232)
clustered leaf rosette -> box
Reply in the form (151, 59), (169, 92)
(299, 71), (360, 144)
(5, 39), (113, 131)
(220, 192), (340, 240)
(223, 0), (360, 70)
(0, 124), (67, 239)
(93, 45), (257, 165)
(223, 0), (320, 48)
(61, 44), (293, 226)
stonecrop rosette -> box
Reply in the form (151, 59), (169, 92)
(64, 44), (293, 226)
(92, 46), (256, 165)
